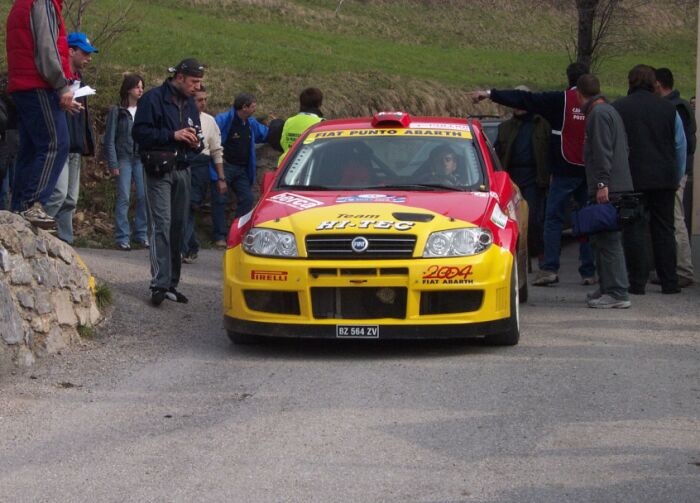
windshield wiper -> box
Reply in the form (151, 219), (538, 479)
(364, 183), (464, 192)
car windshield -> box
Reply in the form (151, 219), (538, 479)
(279, 129), (485, 191)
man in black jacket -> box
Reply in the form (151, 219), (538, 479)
(655, 67), (695, 287)
(132, 58), (204, 306)
(613, 64), (687, 294)
(470, 63), (596, 287)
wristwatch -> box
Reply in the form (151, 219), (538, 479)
(218, 177), (226, 182)
(597, 182), (607, 189)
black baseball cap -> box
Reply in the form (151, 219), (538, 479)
(168, 58), (205, 77)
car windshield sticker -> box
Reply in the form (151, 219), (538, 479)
(336, 194), (406, 203)
(269, 192), (323, 210)
(490, 204), (508, 229)
(251, 270), (288, 281)
(410, 123), (470, 131)
(304, 129), (472, 143)
(316, 220), (415, 231)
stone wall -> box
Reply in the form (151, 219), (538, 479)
(0, 211), (102, 367)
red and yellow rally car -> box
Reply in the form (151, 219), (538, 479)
(223, 112), (528, 345)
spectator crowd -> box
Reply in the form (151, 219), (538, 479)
(1, 0), (696, 307)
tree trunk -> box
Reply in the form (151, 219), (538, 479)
(576, 0), (598, 67)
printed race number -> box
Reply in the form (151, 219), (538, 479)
(336, 325), (380, 339)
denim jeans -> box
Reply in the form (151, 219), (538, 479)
(114, 155), (147, 245)
(183, 156), (212, 255)
(542, 175), (595, 277)
(11, 89), (69, 211)
(211, 162), (253, 241)
(44, 153), (81, 244)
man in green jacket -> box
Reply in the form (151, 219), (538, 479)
(278, 87), (324, 165)
(495, 86), (550, 265)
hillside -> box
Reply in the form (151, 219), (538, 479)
(1, 0), (697, 119)
(0, 0), (697, 246)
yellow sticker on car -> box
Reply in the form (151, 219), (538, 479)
(304, 129), (472, 143)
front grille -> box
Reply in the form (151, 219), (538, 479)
(311, 287), (407, 319)
(420, 290), (483, 315)
(306, 234), (417, 259)
(244, 290), (300, 315)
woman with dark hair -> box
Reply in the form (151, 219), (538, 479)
(103, 73), (147, 250)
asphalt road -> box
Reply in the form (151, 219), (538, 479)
(1, 242), (699, 502)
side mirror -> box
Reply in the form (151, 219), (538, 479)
(262, 171), (276, 194)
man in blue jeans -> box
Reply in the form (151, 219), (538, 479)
(211, 93), (269, 247)
(470, 62), (596, 286)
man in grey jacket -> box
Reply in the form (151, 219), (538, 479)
(577, 74), (634, 308)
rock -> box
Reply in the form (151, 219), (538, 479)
(0, 246), (9, 272)
(0, 210), (101, 367)
(32, 256), (59, 288)
(76, 307), (89, 326)
(0, 281), (25, 344)
(20, 235), (37, 258)
(36, 237), (47, 254)
(34, 290), (53, 315)
(89, 303), (101, 325)
(16, 291), (35, 309)
(54, 290), (77, 326)
(15, 346), (35, 367)
(9, 258), (33, 285)
(39, 326), (67, 356)
(31, 316), (50, 334)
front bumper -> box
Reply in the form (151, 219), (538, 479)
(224, 315), (511, 339)
(223, 245), (514, 339)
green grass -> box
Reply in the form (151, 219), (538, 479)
(94, 282), (113, 310)
(1, 0), (695, 117)
(77, 324), (95, 338)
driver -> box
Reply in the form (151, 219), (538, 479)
(426, 145), (461, 185)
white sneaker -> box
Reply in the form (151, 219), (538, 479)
(587, 294), (631, 309)
(532, 269), (558, 286)
(20, 203), (56, 229)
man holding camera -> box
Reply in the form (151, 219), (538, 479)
(132, 58), (204, 306)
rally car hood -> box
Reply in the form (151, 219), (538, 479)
(248, 191), (494, 235)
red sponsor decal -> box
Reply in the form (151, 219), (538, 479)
(251, 270), (288, 281)
(422, 265), (473, 280)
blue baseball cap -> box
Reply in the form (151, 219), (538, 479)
(67, 32), (99, 53)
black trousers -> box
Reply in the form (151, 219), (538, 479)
(622, 189), (678, 292)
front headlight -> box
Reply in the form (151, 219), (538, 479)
(242, 228), (298, 257)
(422, 228), (493, 257)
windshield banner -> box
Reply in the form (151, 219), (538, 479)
(304, 128), (472, 143)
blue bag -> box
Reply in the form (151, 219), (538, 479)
(571, 203), (619, 236)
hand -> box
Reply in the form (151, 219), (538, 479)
(468, 90), (490, 104)
(174, 127), (199, 148)
(596, 186), (609, 204)
(111, 168), (120, 176)
(216, 179), (228, 194)
(59, 91), (75, 111)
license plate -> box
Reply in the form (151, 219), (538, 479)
(336, 325), (379, 339)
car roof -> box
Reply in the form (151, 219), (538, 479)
(311, 114), (471, 132)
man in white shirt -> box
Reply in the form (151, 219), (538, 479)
(182, 85), (226, 263)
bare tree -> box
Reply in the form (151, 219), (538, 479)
(574, 0), (621, 69)
(63, 0), (135, 54)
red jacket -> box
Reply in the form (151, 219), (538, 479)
(6, 0), (71, 93)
